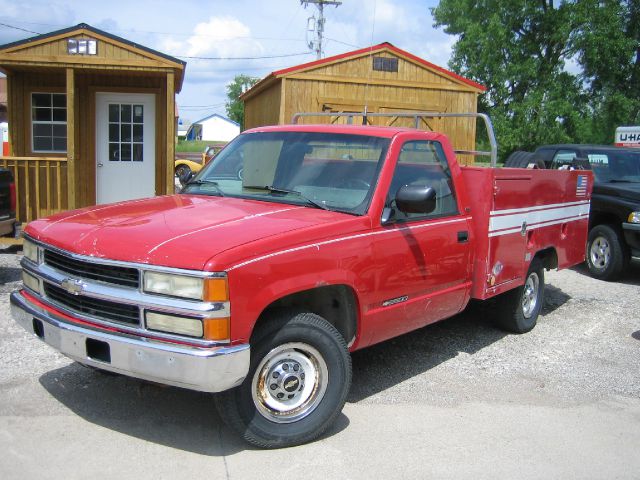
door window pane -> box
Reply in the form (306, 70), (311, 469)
(109, 124), (119, 142)
(120, 143), (132, 162)
(120, 104), (132, 123)
(132, 124), (143, 142)
(109, 143), (120, 161)
(133, 144), (143, 162)
(133, 105), (144, 123)
(109, 104), (119, 122)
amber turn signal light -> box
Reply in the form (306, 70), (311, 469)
(204, 317), (230, 341)
(203, 277), (229, 302)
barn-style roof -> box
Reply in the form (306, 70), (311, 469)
(241, 42), (485, 101)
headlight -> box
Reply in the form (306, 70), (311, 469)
(143, 271), (228, 302)
(22, 271), (40, 294)
(629, 211), (640, 224)
(146, 311), (204, 337)
(23, 238), (39, 263)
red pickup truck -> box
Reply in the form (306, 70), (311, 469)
(11, 117), (591, 448)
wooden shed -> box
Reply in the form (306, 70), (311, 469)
(242, 42), (485, 161)
(0, 23), (185, 223)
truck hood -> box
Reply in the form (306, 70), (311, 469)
(25, 195), (365, 270)
(593, 182), (640, 202)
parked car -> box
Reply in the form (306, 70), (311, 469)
(174, 144), (225, 180)
(534, 144), (640, 280)
(0, 168), (16, 237)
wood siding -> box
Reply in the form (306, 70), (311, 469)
(245, 50), (480, 164)
(244, 81), (281, 130)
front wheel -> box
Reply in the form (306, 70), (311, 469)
(586, 224), (628, 281)
(495, 259), (545, 334)
(215, 312), (351, 448)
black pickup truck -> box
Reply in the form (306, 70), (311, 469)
(533, 145), (640, 281)
(0, 168), (16, 238)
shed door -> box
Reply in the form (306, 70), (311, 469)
(96, 93), (156, 204)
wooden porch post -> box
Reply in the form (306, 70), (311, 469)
(66, 68), (76, 209)
(166, 71), (175, 194)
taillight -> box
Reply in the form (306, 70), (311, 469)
(9, 181), (15, 213)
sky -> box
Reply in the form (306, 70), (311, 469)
(0, 0), (454, 124)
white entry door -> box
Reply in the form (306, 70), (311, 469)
(96, 93), (156, 204)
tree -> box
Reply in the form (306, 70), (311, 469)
(225, 75), (260, 128)
(572, 0), (640, 143)
(432, 1), (639, 158)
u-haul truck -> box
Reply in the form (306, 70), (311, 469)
(615, 126), (640, 148)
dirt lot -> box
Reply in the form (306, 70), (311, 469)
(0, 246), (638, 479)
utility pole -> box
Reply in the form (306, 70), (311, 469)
(301, 0), (342, 59)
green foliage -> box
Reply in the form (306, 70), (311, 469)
(176, 140), (210, 153)
(432, 0), (640, 160)
(225, 74), (260, 129)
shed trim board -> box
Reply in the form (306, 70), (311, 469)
(241, 42), (486, 102)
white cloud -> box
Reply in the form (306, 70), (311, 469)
(162, 16), (263, 59)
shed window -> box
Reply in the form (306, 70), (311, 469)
(372, 56), (398, 73)
(31, 93), (67, 153)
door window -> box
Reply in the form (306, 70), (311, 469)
(108, 103), (144, 162)
(386, 140), (458, 221)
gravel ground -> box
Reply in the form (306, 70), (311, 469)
(0, 245), (638, 479)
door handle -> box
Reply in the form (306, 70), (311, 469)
(457, 231), (469, 243)
(97, 163), (104, 167)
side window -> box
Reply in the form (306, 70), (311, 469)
(551, 149), (577, 169)
(387, 140), (458, 221)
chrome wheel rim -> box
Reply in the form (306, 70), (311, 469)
(252, 342), (328, 424)
(522, 272), (539, 319)
(589, 236), (610, 270)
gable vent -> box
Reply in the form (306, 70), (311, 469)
(372, 56), (398, 73)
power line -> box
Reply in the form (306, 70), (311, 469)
(0, 22), (41, 35)
(176, 52), (312, 60)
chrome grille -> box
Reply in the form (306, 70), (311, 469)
(44, 283), (140, 326)
(44, 249), (140, 288)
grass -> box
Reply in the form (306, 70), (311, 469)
(176, 140), (209, 153)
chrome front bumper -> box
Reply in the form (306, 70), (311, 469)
(11, 290), (250, 393)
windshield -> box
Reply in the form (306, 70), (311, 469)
(181, 131), (390, 215)
(585, 151), (640, 183)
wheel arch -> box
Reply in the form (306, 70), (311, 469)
(533, 247), (558, 271)
(254, 284), (359, 348)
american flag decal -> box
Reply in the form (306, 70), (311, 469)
(576, 175), (588, 197)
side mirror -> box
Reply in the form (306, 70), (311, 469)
(395, 185), (436, 214)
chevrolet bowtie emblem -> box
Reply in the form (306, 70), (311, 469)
(61, 278), (84, 295)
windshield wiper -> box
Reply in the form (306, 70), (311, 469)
(184, 179), (225, 196)
(261, 185), (330, 211)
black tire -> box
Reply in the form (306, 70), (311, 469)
(495, 258), (545, 334)
(505, 151), (545, 169)
(175, 164), (192, 182)
(215, 311), (352, 449)
(586, 224), (629, 281)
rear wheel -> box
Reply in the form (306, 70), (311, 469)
(586, 224), (628, 281)
(495, 259), (545, 334)
(215, 311), (351, 448)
